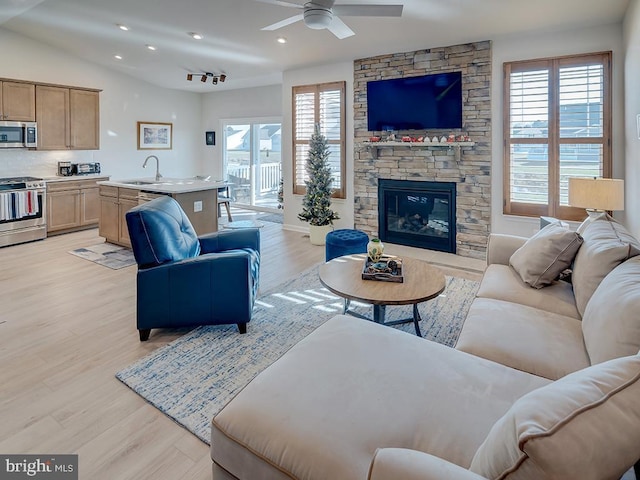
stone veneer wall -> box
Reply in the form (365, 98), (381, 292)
(353, 41), (492, 259)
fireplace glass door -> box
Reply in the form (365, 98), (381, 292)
(378, 179), (456, 253)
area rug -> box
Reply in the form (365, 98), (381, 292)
(69, 243), (136, 269)
(256, 212), (283, 224)
(116, 264), (479, 444)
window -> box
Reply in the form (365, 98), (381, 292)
(293, 81), (346, 199)
(503, 52), (611, 221)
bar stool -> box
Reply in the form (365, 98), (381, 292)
(218, 186), (233, 222)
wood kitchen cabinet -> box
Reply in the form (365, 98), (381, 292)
(118, 189), (139, 247)
(99, 186), (119, 244)
(0, 81), (35, 121)
(36, 85), (100, 150)
(47, 177), (108, 235)
(99, 186), (139, 248)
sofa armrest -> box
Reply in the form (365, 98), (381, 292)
(486, 233), (527, 266)
(199, 228), (260, 255)
(368, 448), (489, 480)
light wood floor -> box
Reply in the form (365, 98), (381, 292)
(0, 218), (483, 480)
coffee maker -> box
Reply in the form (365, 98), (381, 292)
(58, 161), (73, 176)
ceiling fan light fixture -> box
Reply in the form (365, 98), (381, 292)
(304, 7), (333, 29)
(219, 74), (226, 82)
(201, 74), (207, 82)
(187, 73), (193, 81)
(212, 77), (218, 85)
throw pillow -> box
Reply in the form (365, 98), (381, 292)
(571, 216), (640, 316)
(469, 354), (640, 480)
(509, 223), (583, 289)
(582, 256), (640, 364)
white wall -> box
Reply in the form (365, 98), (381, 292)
(491, 23), (625, 237)
(623, 0), (640, 238)
(0, 28), (202, 180)
(282, 62), (355, 232)
(200, 85), (282, 180)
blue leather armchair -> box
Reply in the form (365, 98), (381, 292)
(125, 196), (260, 341)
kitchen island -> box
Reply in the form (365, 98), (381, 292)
(97, 177), (228, 247)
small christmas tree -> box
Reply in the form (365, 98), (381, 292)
(297, 125), (339, 226)
(277, 177), (284, 210)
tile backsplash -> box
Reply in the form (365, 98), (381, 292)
(0, 150), (96, 178)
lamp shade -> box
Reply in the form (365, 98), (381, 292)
(568, 177), (624, 211)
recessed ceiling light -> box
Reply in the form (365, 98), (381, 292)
(114, 55), (123, 60)
(117, 24), (129, 31)
(189, 32), (203, 40)
(276, 37), (287, 44)
(146, 44), (157, 51)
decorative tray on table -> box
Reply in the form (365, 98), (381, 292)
(362, 256), (404, 283)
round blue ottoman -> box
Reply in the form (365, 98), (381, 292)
(325, 229), (369, 262)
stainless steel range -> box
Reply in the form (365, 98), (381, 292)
(0, 176), (47, 247)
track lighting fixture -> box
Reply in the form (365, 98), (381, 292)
(185, 72), (228, 85)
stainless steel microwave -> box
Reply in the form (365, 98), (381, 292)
(0, 121), (37, 148)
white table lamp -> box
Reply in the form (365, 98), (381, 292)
(568, 177), (624, 232)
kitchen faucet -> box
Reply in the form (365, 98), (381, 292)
(143, 155), (162, 181)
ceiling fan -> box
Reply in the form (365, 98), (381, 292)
(256, 0), (404, 39)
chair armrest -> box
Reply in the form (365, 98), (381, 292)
(486, 233), (527, 266)
(199, 228), (260, 255)
(139, 251), (252, 280)
(368, 448), (489, 480)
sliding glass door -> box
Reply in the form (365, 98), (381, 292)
(223, 120), (282, 211)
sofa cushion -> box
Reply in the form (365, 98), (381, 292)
(572, 217), (640, 316)
(469, 354), (640, 480)
(582, 256), (640, 364)
(476, 264), (580, 319)
(211, 315), (549, 480)
(509, 222), (583, 289)
(456, 298), (589, 380)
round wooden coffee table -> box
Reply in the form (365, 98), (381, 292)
(319, 254), (446, 337)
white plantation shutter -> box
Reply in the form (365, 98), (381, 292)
(292, 81), (346, 198)
(503, 52), (611, 221)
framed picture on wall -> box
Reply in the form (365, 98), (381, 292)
(138, 122), (173, 150)
(206, 131), (215, 146)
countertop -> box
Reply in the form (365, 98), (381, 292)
(44, 174), (110, 182)
(97, 177), (229, 194)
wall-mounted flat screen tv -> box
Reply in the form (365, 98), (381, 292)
(367, 71), (463, 131)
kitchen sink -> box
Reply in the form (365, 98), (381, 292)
(120, 180), (157, 185)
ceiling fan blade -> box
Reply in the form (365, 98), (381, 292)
(254, 0), (304, 8)
(261, 13), (305, 31)
(327, 16), (355, 39)
(333, 4), (403, 17)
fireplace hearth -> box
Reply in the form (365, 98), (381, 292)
(378, 179), (456, 254)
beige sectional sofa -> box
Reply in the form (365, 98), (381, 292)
(210, 216), (640, 480)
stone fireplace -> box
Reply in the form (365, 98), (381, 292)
(353, 41), (492, 259)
